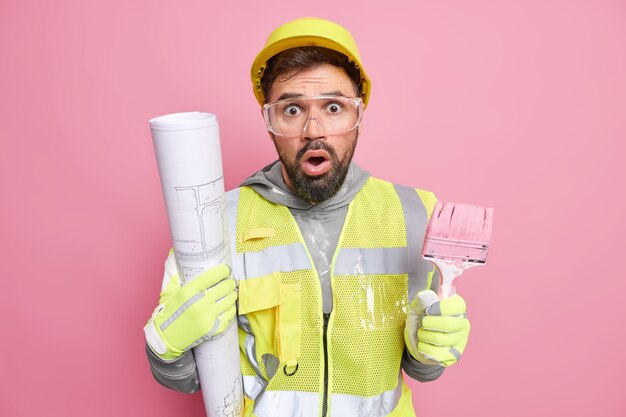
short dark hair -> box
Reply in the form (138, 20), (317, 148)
(261, 46), (362, 103)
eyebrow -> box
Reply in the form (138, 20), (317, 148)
(276, 91), (347, 101)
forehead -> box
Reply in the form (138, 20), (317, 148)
(267, 64), (355, 102)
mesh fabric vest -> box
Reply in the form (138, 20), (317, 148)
(227, 177), (438, 417)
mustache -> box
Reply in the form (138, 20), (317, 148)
(295, 141), (337, 161)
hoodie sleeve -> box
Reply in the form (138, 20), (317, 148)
(401, 348), (445, 382)
(145, 344), (200, 393)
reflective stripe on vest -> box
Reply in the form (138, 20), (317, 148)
(393, 184), (439, 299)
(250, 389), (320, 417)
(244, 380), (407, 417)
(236, 243), (311, 279)
(248, 374), (403, 417)
(330, 374), (403, 417)
(334, 247), (409, 275)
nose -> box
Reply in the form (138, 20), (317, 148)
(302, 116), (326, 141)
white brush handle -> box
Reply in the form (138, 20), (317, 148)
(427, 258), (481, 298)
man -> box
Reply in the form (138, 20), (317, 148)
(144, 17), (471, 417)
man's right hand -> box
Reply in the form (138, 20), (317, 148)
(144, 252), (237, 361)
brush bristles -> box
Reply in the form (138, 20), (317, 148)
(426, 202), (493, 243)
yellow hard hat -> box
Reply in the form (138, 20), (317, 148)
(251, 17), (371, 108)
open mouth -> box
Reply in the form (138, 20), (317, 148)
(301, 150), (331, 176)
(308, 156), (326, 166)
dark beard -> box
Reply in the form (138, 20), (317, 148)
(277, 137), (357, 204)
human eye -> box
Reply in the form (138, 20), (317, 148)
(323, 101), (344, 114)
(282, 104), (304, 117)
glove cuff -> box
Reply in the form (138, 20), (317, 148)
(144, 304), (178, 361)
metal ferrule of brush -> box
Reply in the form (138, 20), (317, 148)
(422, 236), (489, 263)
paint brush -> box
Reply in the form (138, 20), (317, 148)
(422, 201), (494, 298)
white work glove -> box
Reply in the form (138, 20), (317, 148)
(404, 290), (470, 367)
(144, 251), (237, 361)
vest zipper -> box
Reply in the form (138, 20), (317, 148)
(321, 312), (330, 417)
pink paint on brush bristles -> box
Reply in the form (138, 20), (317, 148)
(422, 202), (494, 297)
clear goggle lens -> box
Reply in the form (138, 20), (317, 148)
(262, 96), (363, 137)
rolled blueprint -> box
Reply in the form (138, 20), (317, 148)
(149, 112), (243, 417)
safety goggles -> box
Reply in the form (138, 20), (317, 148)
(262, 96), (363, 137)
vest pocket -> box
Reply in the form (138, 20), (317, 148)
(239, 272), (281, 369)
(238, 273), (302, 371)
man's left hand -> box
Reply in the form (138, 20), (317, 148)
(404, 290), (471, 367)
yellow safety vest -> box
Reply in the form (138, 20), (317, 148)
(225, 177), (438, 417)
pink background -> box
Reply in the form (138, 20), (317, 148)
(2, 0), (625, 416)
